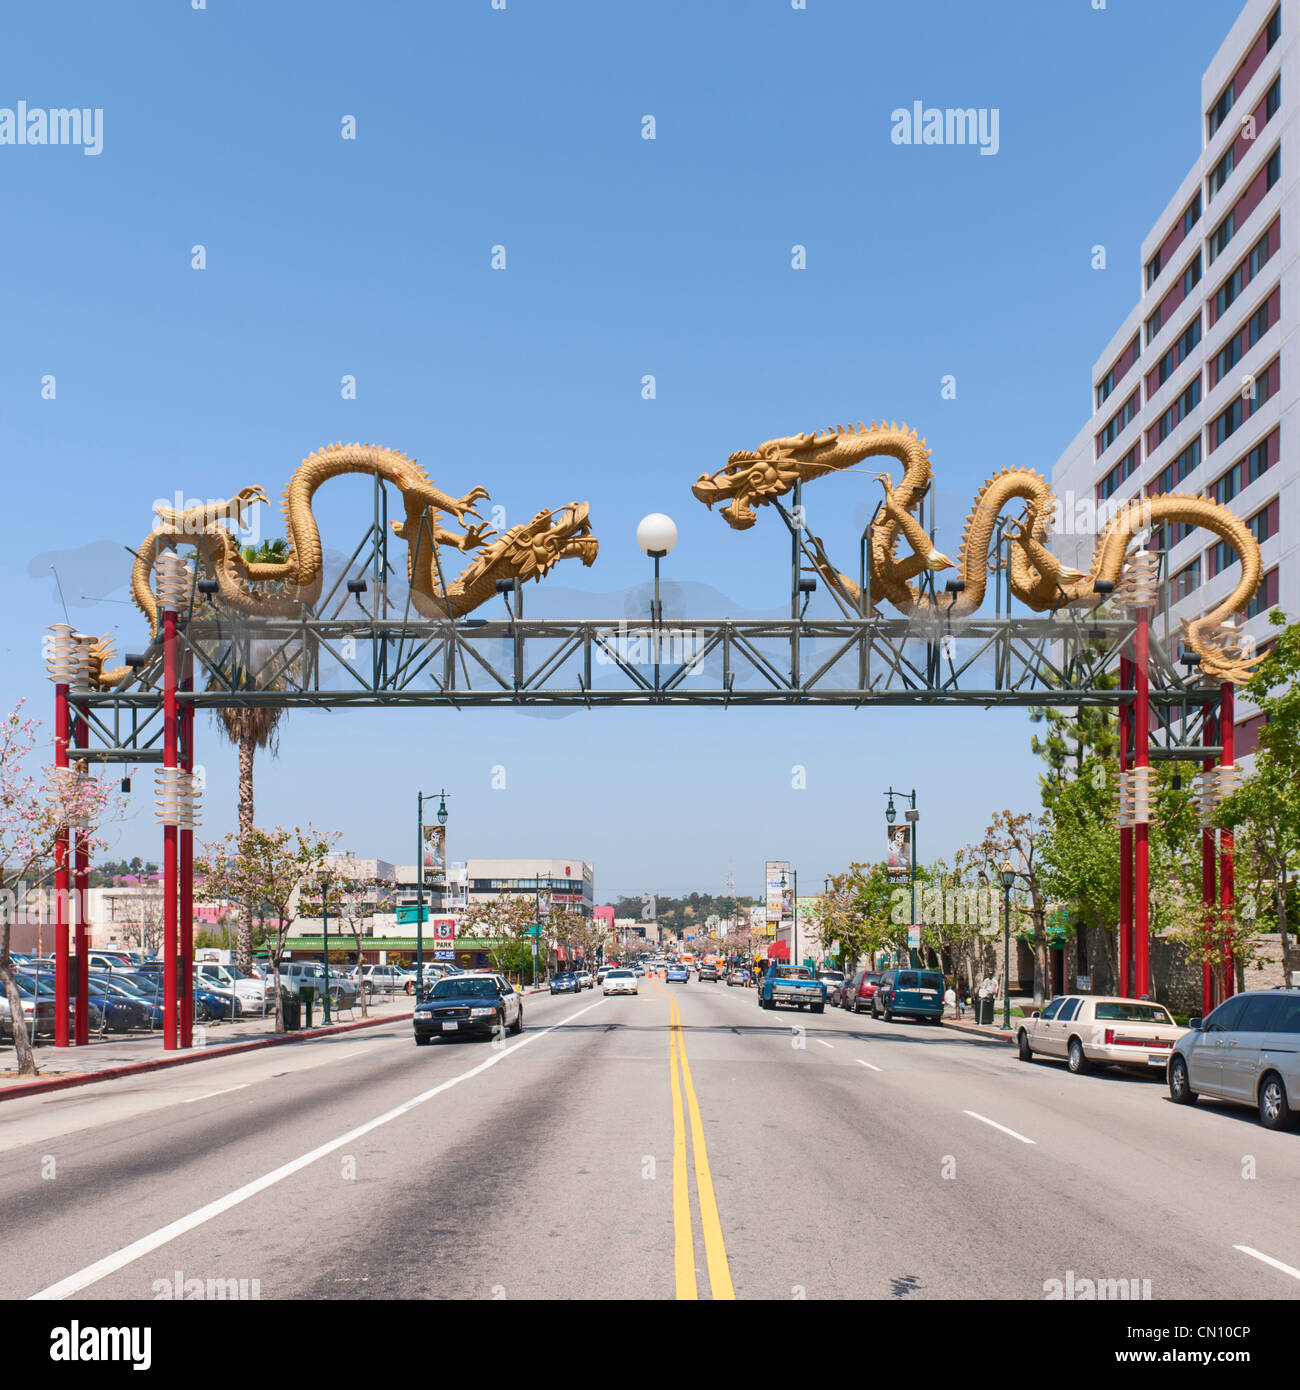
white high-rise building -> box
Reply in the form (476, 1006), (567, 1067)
(1052, 0), (1295, 758)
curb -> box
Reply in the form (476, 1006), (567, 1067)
(0, 1008), (413, 1105)
(940, 1018), (1014, 1043)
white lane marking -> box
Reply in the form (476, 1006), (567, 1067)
(855, 1059), (882, 1072)
(29, 996), (606, 1300)
(815, 1039), (834, 1049)
(181, 1084), (250, 1104)
(1234, 1245), (1300, 1282)
(962, 1109), (1036, 1145)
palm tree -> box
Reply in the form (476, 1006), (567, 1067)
(209, 539), (293, 971)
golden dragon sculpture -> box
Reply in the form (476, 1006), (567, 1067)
(90, 442), (598, 687)
(692, 421), (1263, 683)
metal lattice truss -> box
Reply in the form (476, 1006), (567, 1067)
(69, 609), (1225, 763)
(64, 478), (1227, 763)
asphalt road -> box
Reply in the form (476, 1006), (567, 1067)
(3, 979), (1299, 1301)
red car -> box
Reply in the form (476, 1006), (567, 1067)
(840, 970), (883, 1014)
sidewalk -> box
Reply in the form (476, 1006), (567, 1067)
(938, 995), (1037, 1044)
(0, 994), (414, 1103)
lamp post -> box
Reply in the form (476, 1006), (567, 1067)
(884, 788), (919, 965)
(999, 861), (1030, 1030)
(320, 872), (331, 1026)
(416, 789), (450, 999)
(780, 867), (799, 967)
(636, 513), (678, 691)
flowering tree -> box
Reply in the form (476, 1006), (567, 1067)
(310, 863), (385, 1019)
(0, 701), (122, 1077)
(463, 894), (535, 980)
(195, 824), (338, 1032)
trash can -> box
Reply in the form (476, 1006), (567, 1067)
(299, 985), (314, 1029)
(282, 993), (301, 1030)
(975, 995), (995, 1025)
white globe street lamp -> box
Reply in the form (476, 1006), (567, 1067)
(636, 513), (677, 559)
(636, 514), (677, 688)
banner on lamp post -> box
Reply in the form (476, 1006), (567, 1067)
(423, 823), (446, 884)
(886, 824), (911, 886)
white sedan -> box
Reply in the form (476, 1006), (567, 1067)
(1017, 995), (1186, 1074)
(603, 969), (638, 996)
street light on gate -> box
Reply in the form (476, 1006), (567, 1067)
(415, 789), (450, 998)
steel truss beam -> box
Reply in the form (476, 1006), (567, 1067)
(70, 612), (1224, 761)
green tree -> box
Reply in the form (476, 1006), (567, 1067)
(1028, 622), (1119, 809)
(195, 823), (338, 1032)
(1218, 610), (1300, 976)
(819, 862), (896, 972)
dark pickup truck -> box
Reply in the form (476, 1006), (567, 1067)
(758, 963), (827, 1013)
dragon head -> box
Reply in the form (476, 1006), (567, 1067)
(468, 502), (598, 585)
(693, 430), (843, 530)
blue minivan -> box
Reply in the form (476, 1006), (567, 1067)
(871, 968), (945, 1023)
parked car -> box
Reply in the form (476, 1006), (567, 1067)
(0, 983), (58, 1039)
(840, 970), (883, 1014)
(278, 962), (359, 1008)
(603, 969), (638, 996)
(665, 965), (690, 983)
(1169, 988), (1300, 1130)
(816, 969), (846, 1003)
(404, 964), (449, 996)
(1017, 995), (1186, 1074)
(413, 973), (523, 1045)
(550, 972), (579, 995)
(871, 968), (944, 1023)
(195, 962), (271, 1012)
(193, 982), (239, 1023)
(360, 964), (408, 995)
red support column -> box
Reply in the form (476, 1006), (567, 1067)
(1220, 682), (1236, 1000)
(163, 605), (179, 1051)
(53, 681), (70, 1047)
(1201, 706), (1218, 1018)
(72, 711), (89, 1046)
(1133, 609), (1151, 999)
(1118, 655), (1133, 997)
(179, 648), (195, 1048)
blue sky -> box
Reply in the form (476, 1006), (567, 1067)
(0, 0), (1243, 901)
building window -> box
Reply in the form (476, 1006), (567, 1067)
(1266, 74), (1281, 121)
(1145, 251), (1161, 290)
(1149, 438), (1200, 497)
(1247, 295), (1274, 349)
(1267, 6), (1280, 50)
(1266, 146), (1280, 190)
(1212, 433), (1275, 504)
(1096, 366), (1116, 410)
(1247, 566), (1279, 619)
(1095, 391), (1139, 456)
(1248, 226), (1275, 279)
(1183, 253), (1201, 296)
(1152, 519), (1194, 551)
(1184, 190), (1201, 235)
(1171, 559), (1201, 603)
(1209, 211), (1235, 264)
(1097, 447), (1138, 502)
(1145, 306), (1162, 345)
(1208, 147), (1234, 202)
(1248, 498), (1279, 545)
(1208, 82), (1235, 140)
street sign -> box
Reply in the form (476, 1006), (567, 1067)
(907, 925), (921, 949)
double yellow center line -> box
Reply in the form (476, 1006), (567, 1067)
(657, 983), (735, 1300)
